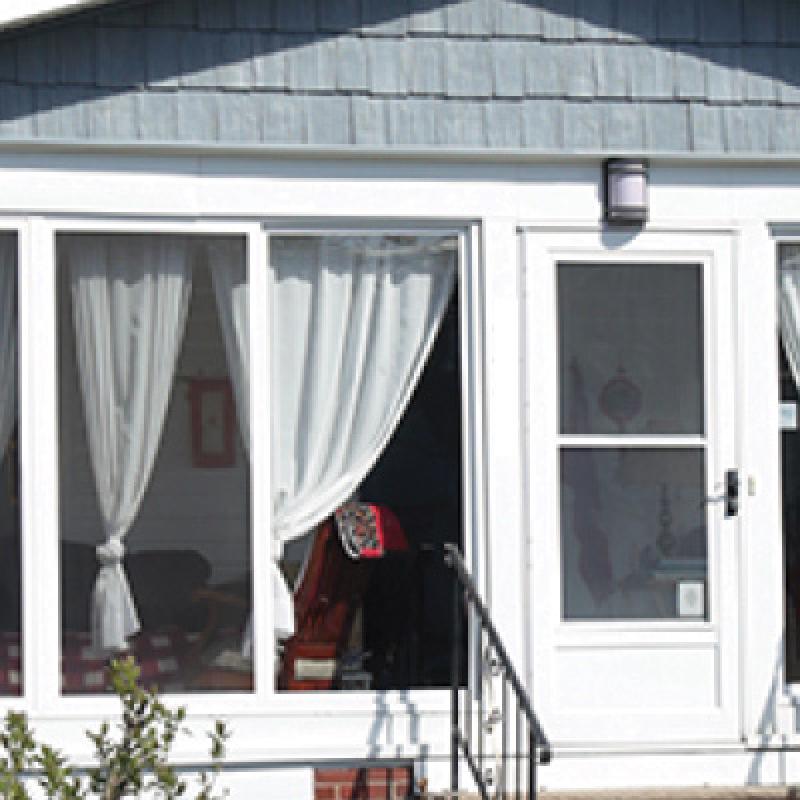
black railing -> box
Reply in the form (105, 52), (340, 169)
(444, 543), (551, 800)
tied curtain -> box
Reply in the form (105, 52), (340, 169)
(66, 236), (192, 654)
(0, 236), (16, 462)
(211, 235), (455, 648)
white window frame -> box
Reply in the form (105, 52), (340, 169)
(261, 223), (479, 716)
(7, 212), (485, 745)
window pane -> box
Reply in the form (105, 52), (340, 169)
(0, 233), (20, 696)
(271, 234), (463, 691)
(58, 234), (251, 693)
(779, 244), (800, 681)
(558, 263), (704, 436)
(779, 346), (800, 681)
(561, 448), (707, 620)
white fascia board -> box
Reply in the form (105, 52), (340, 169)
(0, 1), (115, 31)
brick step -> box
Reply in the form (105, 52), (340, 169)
(315, 765), (413, 800)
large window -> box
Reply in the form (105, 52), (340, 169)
(48, 227), (463, 696)
(0, 233), (19, 696)
(270, 234), (461, 691)
(58, 234), (252, 693)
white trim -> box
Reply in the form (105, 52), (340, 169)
(558, 435), (708, 448)
(517, 222), (741, 235)
(249, 225), (273, 698)
(26, 217), (60, 711)
(0, 0), (111, 30)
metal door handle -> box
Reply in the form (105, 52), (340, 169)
(725, 469), (739, 518)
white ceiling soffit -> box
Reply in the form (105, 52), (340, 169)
(0, 1), (116, 31)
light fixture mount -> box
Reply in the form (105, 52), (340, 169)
(603, 158), (648, 226)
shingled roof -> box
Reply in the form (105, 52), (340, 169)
(0, 0), (798, 157)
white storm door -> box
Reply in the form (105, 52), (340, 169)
(524, 228), (740, 745)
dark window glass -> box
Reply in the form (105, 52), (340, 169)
(0, 233), (20, 696)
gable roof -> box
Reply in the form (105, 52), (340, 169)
(0, 1), (113, 31)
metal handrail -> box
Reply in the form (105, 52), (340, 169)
(444, 542), (551, 800)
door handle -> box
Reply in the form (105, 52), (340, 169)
(725, 469), (739, 518)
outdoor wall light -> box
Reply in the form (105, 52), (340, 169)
(603, 158), (648, 226)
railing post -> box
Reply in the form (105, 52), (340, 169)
(501, 676), (508, 800)
(444, 543), (549, 800)
(451, 552), (461, 795)
(528, 727), (536, 800)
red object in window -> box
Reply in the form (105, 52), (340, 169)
(334, 503), (409, 559)
(188, 378), (235, 468)
(375, 505), (408, 553)
(278, 505), (408, 691)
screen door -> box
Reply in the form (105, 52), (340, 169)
(524, 229), (740, 745)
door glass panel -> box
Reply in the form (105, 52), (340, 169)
(558, 261), (709, 621)
(561, 448), (707, 619)
(558, 263), (704, 436)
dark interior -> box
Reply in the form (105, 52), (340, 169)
(278, 289), (464, 691)
(781, 346), (800, 683)
(358, 291), (463, 689)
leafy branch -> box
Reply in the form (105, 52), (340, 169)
(0, 657), (230, 800)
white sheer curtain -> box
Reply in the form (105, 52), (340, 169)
(209, 240), (295, 643)
(66, 235), (192, 653)
(780, 246), (800, 389)
(209, 240), (249, 451)
(271, 235), (455, 624)
(0, 236), (17, 461)
(212, 235), (455, 650)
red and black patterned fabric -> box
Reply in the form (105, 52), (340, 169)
(334, 503), (408, 559)
(0, 630), (201, 694)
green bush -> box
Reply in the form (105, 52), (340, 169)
(0, 656), (230, 800)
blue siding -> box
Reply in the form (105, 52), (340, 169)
(1, 0), (799, 154)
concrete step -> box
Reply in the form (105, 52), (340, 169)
(540, 790), (798, 800)
(424, 790), (799, 800)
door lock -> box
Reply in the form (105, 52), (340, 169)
(725, 469), (739, 518)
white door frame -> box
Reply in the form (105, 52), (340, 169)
(521, 224), (741, 747)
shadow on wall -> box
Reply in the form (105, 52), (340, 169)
(0, 0), (798, 147)
(748, 633), (793, 786)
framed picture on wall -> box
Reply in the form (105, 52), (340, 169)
(188, 378), (235, 468)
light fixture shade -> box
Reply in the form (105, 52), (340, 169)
(604, 158), (648, 225)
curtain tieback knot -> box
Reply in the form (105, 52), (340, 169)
(96, 538), (125, 567)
